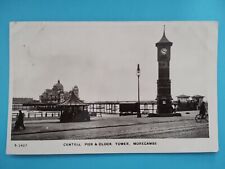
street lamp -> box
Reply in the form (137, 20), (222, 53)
(137, 64), (141, 118)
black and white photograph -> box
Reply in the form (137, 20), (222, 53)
(7, 21), (218, 154)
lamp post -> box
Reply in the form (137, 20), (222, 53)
(137, 64), (141, 118)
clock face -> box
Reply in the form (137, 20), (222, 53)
(161, 48), (167, 55)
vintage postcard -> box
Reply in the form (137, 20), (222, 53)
(7, 21), (218, 154)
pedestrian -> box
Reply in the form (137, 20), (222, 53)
(14, 110), (25, 130)
(170, 105), (175, 113)
(199, 101), (206, 119)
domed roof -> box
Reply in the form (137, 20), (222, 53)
(53, 80), (64, 91)
(72, 85), (79, 98)
(73, 85), (78, 89)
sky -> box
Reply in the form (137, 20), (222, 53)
(10, 22), (217, 102)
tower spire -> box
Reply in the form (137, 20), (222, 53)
(156, 25), (172, 45)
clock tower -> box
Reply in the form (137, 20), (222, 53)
(156, 26), (173, 114)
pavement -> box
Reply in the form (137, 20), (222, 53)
(11, 111), (209, 140)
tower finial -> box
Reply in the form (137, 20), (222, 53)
(156, 24), (172, 45)
(163, 25), (166, 36)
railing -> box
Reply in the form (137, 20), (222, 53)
(87, 103), (158, 114)
(12, 111), (61, 119)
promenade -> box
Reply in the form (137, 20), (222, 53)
(11, 111), (209, 140)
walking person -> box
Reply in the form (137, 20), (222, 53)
(14, 110), (25, 130)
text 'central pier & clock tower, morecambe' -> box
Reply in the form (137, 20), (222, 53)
(156, 26), (173, 114)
